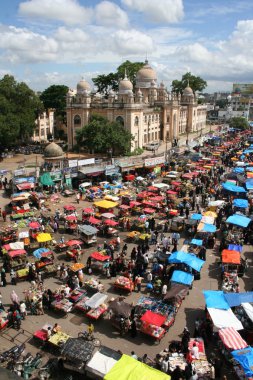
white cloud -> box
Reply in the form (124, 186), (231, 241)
(95, 1), (128, 28)
(0, 25), (58, 63)
(122, 0), (184, 23)
(112, 29), (154, 55)
(19, 0), (93, 25)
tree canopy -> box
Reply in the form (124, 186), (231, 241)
(92, 60), (144, 96)
(75, 114), (133, 155)
(40, 84), (68, 117)
(171, 72), (207, 95)
(0, 75), (43, 147)
(229, 116), (249, 130)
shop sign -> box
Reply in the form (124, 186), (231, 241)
(14, 169), (25, 176)
(144, 155), (165, 167)
(70, 172), (78, 178)
(78, 158), (95, 166)
(51, 172), (62, 180)
(14, 176), (35, 184)
(68, 159), (78, 168)
(115, 157), (143, 168)
(105, 165), (119, 176)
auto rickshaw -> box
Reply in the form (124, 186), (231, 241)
(170, 217), (185, 232)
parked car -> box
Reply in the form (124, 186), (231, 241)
(145, 142), (160, 151)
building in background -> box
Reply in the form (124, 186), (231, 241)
(32, 109), (55, 142)
(66, 61), (207, 151)
(233, 83), (253, 96)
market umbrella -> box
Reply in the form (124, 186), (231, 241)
(29, 221), (41, 229)
(66, 239), (83, 247)
(33, 247), (50, 259)
(101, 213), (116, 219)
(104, 219), (118, 226)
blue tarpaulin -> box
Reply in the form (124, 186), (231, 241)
(233, 199), (249, 208)
(169, 252), (205, 272)
(222, 183), (247, 193)
(228, 244), (243, 253)
(190, 239), (203, 246)
(246, 179), (253, 190)
(226, 214), (251, 228)
(246, 167), (253, 172)
(191, 213), (202, 221)
(244, 149), (253, 154)
(224, 292), (253, 307)
(33, 248), (50, 259)
(232, 347), (253, 378)
(171, 270), (194, 286)
(233, 167), (245, 173)
(202, 224), (217, 233)
(203, 290), (229, 310)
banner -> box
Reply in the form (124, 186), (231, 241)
(144, 155), (165, 167)
(68, 159), (78, 168)
(78, 158), (95, 166)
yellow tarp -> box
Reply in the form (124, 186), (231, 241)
(94, 200), (118, 209)
(104, 355), (170, 380)
(36, 233), (52, 243)
(204, 211), (217, 218)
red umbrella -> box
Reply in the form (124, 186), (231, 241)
(119, 204), (130, 209)
(167, 190), (177, 195)
(104, 219), (118, 226)
(66, 239), (83, 247)
(64, 205), (76, 211)
(143, 208), (156, 214)
(147, 186), (158, 192)
(142, 200), (156, 208)
(65, 215), (77, 221)
(83, 208), (94, 214)
(130, 201), (141, 207)
(150, 196), (164, 202)
(88, 216), (101, 225)
(29, 221), (41, 229)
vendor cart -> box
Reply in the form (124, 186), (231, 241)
(89, 252), (111, 274)
(114, 276), (134, 293)
(64, 215), (78, 233)
(63, 204), (76, 215)
(108, 298), (132, 333)
(140, 310), (166, 342)
(78, 225), (98, 245)
(84, 292), (108, 320)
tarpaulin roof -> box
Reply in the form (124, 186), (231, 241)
(226, 214), (251, 228)
(16, 182), (34, 190)
(140, 311), (166, 327)
(242, 303), (253, 322)
(222, 182), (247, 193)
(208, 200), (226, 207)
(190, 213), (202, 220)
(228, 244), (243, 253)
(169, 252), (205, 272)
(171, 270), (194, 286)
(33, 247), (50, 259)
(246, 179), (253, 190)
(85, 292), (108, 309)
(222, 249), (241, 264)
(232, 347), (253, 378)
(224, 292), (253, 307)
(61, 338), (94, 363)
(197, 223), (217, 233)
(233, 167), (245, 173)
(201, 215), (215, 224)
(78, 225), (98, 235)
(104, 355), (171, 380)
(2, 242), (24, 251)
(233, 199), (249, 208)
(83, 208), (94, 214)
(108, 299), (132, 318)
(207, 307), (244, 330)
(66, 239), (83, 246)
(190, 239), (203, 246)
(40, 172), (54, 186)
(64, 205), (76, 211)
(65, 215), (77, 221)
(36, 233), (52, 243)
(104, 219), (118, 226)
(219, 327), (247, 350)
(88, 216), (101, 225)
(8, 249), (27, 258)
(28, 221), (41, 229)
(86, 351), (118, 378)
(163, 284), (189, 301)
(203, 290), (229, 310)
(90, 252), (110, 261)
(94, 200), (118, 209)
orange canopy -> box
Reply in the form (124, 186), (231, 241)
(222, 249), (240, 264)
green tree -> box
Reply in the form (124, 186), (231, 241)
(92, 60), (145, 96)
(229, 116), (248, 130)
(0, 75), (43, 147)
(76, 114), (133, 155)
(216, 99), (228, 109)
(40, 85), (68, 117)
(171, 72), (207, 95)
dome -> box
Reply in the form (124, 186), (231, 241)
(77, 78), (91, 93)
(136, 60), (157, 87)
(183, 85), (193, 96)
(118, 75), (133, 94)
(44, 142), (64, 159)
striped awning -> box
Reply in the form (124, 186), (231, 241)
(219, 327), (248, 350)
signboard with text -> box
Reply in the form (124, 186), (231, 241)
(144, 155), (165, 167)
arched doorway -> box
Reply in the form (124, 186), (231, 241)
(116, 116), (124, 126)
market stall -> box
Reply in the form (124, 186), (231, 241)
(84, 292), (108, 320)
(114, 276), (134, 293)
(89, 252), (111, 274)
(78, 225), (98, 245)
(108, 298), (132, 332)
(60, 338), (95, 374)
(86, 346), (121, 380)
(140, 310), (166, 341)
(84, 277), (104, 293)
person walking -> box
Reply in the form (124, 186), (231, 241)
(76, 192), (80, 204)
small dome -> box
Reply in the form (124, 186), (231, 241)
(44, 142), (64, 158)
(67, 88), (75, 96)
(77, 78), (91, 93)
(119, 75), (133, 94)
(136, 60), (157, 85)
(183, 85), (193, 96)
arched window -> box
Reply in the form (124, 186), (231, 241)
(144, 115), (147, 123)
(152, 115), (154, 122)
(116, 116), (124, 126)
(74, 115), (81, 125)
(167, 115), (170, 123)
(134, 116), (139, 126)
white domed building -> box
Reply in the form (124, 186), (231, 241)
(44, 142), (65, 169)
(66, 65), (207, 151)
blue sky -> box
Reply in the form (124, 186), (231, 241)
(0, 0), (253, 92)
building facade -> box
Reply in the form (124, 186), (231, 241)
(32, 109), (55, 142)
(66, 61), (207, 150)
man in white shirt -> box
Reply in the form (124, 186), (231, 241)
(191, 343), (199, 359)
(131, 351), (138, 360)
